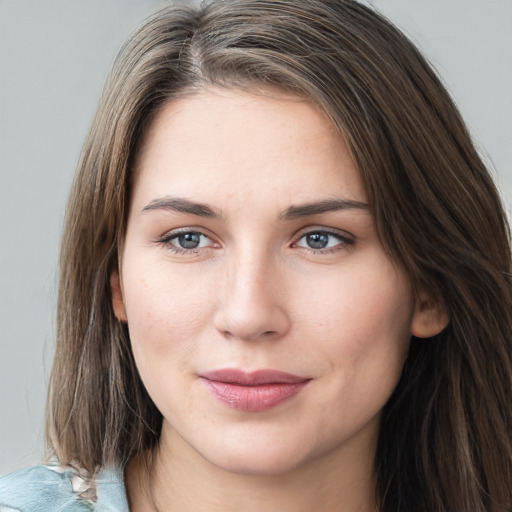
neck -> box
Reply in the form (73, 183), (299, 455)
(126, 423), (378, 512)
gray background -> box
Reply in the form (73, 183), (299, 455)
(1, 0), (511, 476)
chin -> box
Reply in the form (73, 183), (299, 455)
(209, 450), (308, 477)
(198, 433), (320, 477)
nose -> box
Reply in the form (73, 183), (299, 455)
(213, 250), (291, 342)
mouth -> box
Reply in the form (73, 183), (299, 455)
(199, 369), (311, 412)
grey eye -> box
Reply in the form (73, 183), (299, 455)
(295, 230), (353, 252)
(305, 233), (329, 249)
(175, 232), (202, 249)
(168, 231), (215, 250)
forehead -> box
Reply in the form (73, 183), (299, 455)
(131, 87), (367, 211)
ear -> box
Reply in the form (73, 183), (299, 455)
(111, 270), (127, 323)
(411, 295), (449, 338)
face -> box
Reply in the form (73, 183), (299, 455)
(113, 87), (441, 476)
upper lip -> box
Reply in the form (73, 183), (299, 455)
(199, 368), (310, 386)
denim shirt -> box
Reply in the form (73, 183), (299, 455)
(0, 462), (129, 511)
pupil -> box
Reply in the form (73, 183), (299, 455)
(179, 233), (200, 249)
(307, 233), (328, 249)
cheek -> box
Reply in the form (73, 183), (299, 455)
(294, 260), (413, 374)
(121, 264), (218, 418)
(298, 265), (413, 434)
(122, 262), (216, 361)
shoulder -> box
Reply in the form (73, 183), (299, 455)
(0, 463), (95, 511)
(0, 462), (128, 512)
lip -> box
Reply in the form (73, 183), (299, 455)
(199, 369), (311, 412)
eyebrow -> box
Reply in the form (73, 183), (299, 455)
(278, 198), (369, 220)
(141, 196), (369, 221)
(141, 196), (224, 220)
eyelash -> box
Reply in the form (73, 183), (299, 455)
(156, 228), (355, 256)
(157, 229), (217, 255)
(292, 228), (355, 254)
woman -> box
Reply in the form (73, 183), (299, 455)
(1, 0), (511, 510)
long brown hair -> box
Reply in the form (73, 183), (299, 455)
(47, 1), (512, 510)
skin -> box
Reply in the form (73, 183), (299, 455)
(113, 87), (446, 511)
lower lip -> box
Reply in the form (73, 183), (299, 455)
(202, 379), (309, 412)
